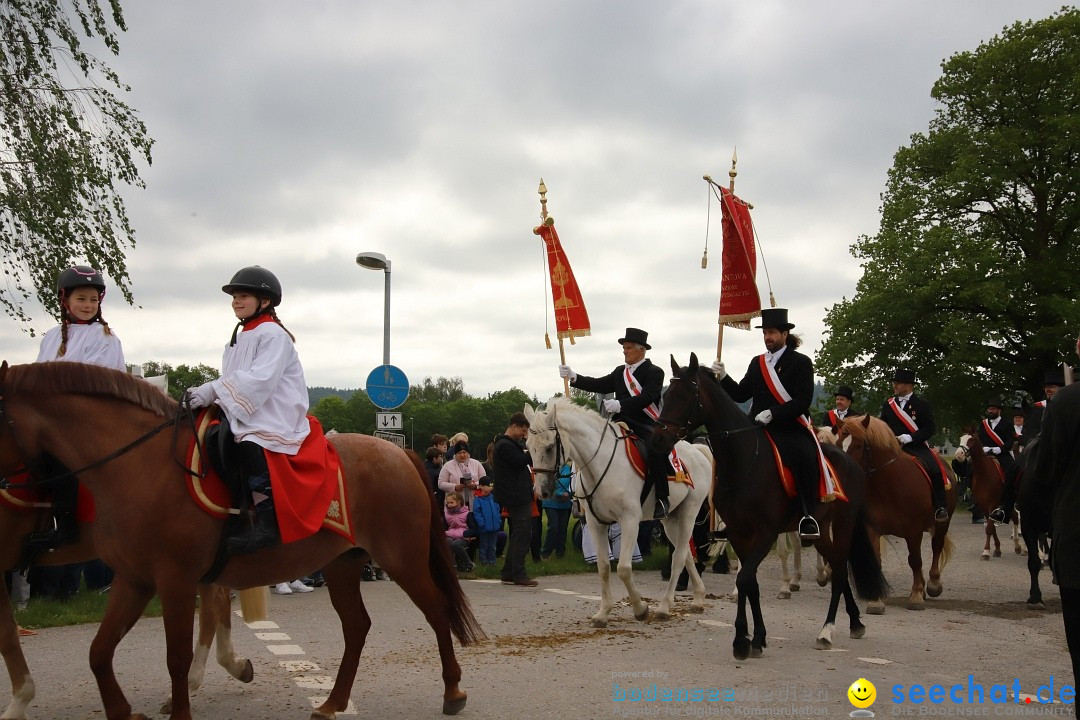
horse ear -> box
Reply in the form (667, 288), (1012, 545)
(689, 352), (699, 371)
(861, 415), (871, 428)
(523, 404), (534, 422)
(670, 354), (679, 375)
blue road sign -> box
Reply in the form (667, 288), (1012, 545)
(365, 364), (410, 410)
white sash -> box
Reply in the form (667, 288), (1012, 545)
(886, 397), (920, 435)
(622, 366), (660, 420)
(981, 418), (1005, 447)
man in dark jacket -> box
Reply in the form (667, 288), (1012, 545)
(559, 327), (670, 518)
(710, 308), (823, 540)
(492, 412), (538, 587)
(880, 368), (948, 523)
(819, 386), (857, 435)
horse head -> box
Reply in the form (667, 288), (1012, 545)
(524, 403), (559, 493)
(653, 353), (706, 454)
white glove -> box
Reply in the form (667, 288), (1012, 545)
(754, 409), (773, 425)
(897, 434), (913, 445)
(982, 446), (992, 454)
(989, 446), (1001, 456)
(710, 359), (727, 380)
(558, 365), (577, 382)
(603, 398), (621, 414)
(185, 383), (216, 409)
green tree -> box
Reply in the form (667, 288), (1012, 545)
(816, 8), (1080, 433)
(140, 361), (218, 400)
(0, 0), (151, 331)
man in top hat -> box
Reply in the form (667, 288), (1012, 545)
(1011, 407), (1027, 452)
(880, 368), (949, 523)
(990, 369), (1065, 524)
(820, 386), (857, 435)
(977, 397), (1016, 472)
(709, 308), (823, 540)
(559, 327), (670, 518)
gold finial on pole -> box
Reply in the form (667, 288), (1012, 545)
(538, 178), (549, 223)
(728, 147), (738, 191)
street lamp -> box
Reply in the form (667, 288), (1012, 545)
(408, 417), (415, 449)
(356, 251), (391, 366)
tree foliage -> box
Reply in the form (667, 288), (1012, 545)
(816, 8), (1080, 434)
(0, 0), (152, 331)
(139, 360), (218, 400)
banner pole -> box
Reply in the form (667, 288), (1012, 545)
(714, 149), (739, 363)
(559, 337), (571, 396)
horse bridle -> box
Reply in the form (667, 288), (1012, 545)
(0, 389), (201, 490)
(529, 416), (625, 525)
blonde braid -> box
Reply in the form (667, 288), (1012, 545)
(268, 308), (296, 342)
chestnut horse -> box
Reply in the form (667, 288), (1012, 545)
(0, 361), (483, 720)
(652, 354), (888, 660)
(0, 498), (251, 720)
(962, 435), (1023, 559)
(836, 415), (956, 611)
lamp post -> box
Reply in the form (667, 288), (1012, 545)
(409, 417), (415, 449)
(356, 251), (391, 366)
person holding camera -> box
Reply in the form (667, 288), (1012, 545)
(541, 461), (574, 559)
(438, 440), (487, 507)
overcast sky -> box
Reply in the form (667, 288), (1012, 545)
(1, 1), (1066, 401)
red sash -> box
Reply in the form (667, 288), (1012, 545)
(886, 397), (919, 433)
(827, 409), (840, 427)
(981, 419), (1005, 448)
(622, 365), (683, 478)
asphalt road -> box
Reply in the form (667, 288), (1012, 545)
(16, 518), (1076, 719)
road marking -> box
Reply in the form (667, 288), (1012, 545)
(697, 619), (733, 628)
(295, 675), (336, 690)
(266, 644), (305, 655)
(255, 632), (291, 641)
(544, 588), (581, 595)
(859, 657), (893, 665)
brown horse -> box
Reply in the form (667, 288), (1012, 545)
(962, 434), (1023, 559)
(0, 361), (483, 720)
(0, 493), (253, 719)
(836, 415), (956, 611)
(652, 355), (888, 660)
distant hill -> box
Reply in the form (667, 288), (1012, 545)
(308, 386), (357, 406)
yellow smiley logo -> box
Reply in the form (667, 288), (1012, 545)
(847, 678), (876, 709)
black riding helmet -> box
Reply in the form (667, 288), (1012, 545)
(221, 266), (282, 307)
(57, 266), (106, 297)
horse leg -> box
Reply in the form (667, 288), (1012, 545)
(88, 575), (157, 720)
(905, 534), (926, 610)
(926, 528), (948, 598)
(683, 550), (707, 614)
(0, 578), (33, 720)
(1013, 515), (1025, 555)
(587, 521), (617, 627)
(816, 547), (831, 587)
(776, 533), (793, 599)
(613, 520), (648, 622)
(982, 517), (993, 559)
(159, 585), (253, 715)
(745, 573), (767, 658)
(656, 514), (695, 619)
(732, 567), (752, 661)
(865, 529), (886, 615)
(816, 574), (845, 650)
(310, 554), (372, 720)
(992, 522), (1002, 557)
(843, 582), (866, 640)
(1025, 532), (1045, 608)
(791, 532), (802, 592)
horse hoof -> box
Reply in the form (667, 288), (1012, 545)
(866, 602), (885, 616)
(993, 550), (1002, 558)
(239, 658), (254, 683)
(790, 583), (800, 592)
(590, 618), (608, 628)
(981, 553), (990, 561)
(850, 625), (866, 640)
(815, 638), (832, 650)
(443, 693), (468, 715)
(310, 712), (335, 720)
(1016, 547), (1024, 555)
(906, 601), (925, 611)
(778, 590), (791, 600)
(1027, 599), (1046, 610)
(634, 608), (650, 622)
(816, 577), (829, 588)
(926, 583), (943, 598)
(654, 610), (671, 621)
(688, 604), (705, 614)
(733, 639), (751, 661)
(750, 646), (764, 658)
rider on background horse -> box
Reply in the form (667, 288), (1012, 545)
(819, 385), (857, 435)
(185, 266), (309, 554)
(31, 265), (126, 550)
(559, 327), (670, 519)
(991, 369), (1065, 524)
(709, 307), (823, 540)
(880, 368), (949, 523)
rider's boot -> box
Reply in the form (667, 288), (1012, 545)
(226, 474), (280, 554)
(932, 478), (949, 523)
(990, 473), (1016, 525)
(27, 477), (79, 552)
(798, 483), (820, 543)
(649, 461), (669, 519)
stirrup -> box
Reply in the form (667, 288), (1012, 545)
(934, 506), (949, 523)
(709, 523), (728, 540)
(652, 498), (669, 519)
(988, 507), (1006, 525)
(798, 515), (820, 541)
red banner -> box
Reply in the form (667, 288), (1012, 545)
(536, 222), (591, 340)
(718, 187), (761, 329)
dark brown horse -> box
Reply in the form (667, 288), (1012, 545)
(0, 361), (483, 720)
(962, 434), (1023, 558)
(652, 354), (888, 660)
(0, 485), (253, 719)
(836, 414), (956, 611)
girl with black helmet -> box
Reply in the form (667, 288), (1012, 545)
(186, 266), (309, 554)
(36, 265), (124, 370)
(30, 265), (124, 550)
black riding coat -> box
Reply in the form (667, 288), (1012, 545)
(879, 394), (945, 486)
(819, 408), (858, 434)
(571, 359), (664, 439)
(977, 417), (1016, 471)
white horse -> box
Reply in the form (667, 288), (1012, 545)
(525, 399), (713, 626)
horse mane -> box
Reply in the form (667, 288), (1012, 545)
(7, 362), (178, 418)
(841, 414), (901, 454)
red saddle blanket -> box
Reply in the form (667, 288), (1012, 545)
(621, 429), (694, 488)
(186, 410), (353, 544)
(0, 471), (95, 521)
(905, 451), (955, 491)
(762, 432), (847, 503)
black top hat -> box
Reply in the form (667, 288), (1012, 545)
(1011, 406), (1025, 418)
(834, 386), (854, 400)
(892, 368), (916, 384)
(617, 327), (651, 350)
(1044, 369), (1066, 387)
(755, 308), (795, 331)
(986, 397), (1002, 408)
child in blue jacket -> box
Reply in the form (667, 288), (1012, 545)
(470, 477), (503, 564)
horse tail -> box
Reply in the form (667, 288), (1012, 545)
(405, 450), (486, 646)
(848, 506), (891, 601)
(938, 533), (954, 572)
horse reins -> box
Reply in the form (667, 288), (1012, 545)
(531, 417), (626, 526)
